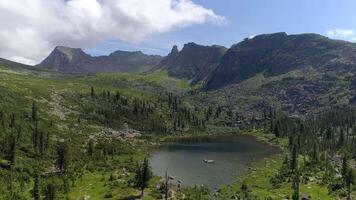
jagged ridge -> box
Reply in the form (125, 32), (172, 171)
(38, 46), (162, 74)
(155, 43), (227, 84)
(204, 32), (356, 90)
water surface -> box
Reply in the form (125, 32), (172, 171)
(149, 135), (279, 189)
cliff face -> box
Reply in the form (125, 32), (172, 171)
(204, 32), (356, 90)
(156, 43), (227, 83)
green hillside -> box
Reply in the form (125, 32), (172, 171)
(0, 61), (355, 200)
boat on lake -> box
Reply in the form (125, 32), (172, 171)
(203, 159), (214, 163)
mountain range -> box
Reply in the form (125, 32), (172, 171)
(36, 32), (356, 91)
(204, 32), (356, 90)
(1, 32), (355, 200)
(2, 32), (356, 116)
(153, 43), (227, 84)
(38, 46), (162, 74)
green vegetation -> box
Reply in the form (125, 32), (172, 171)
(0, 64), (355, 199)
(179, 108), (356, 199)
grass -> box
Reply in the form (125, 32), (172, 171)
(215, 153), (336, 199)
(216, 130), (337, 200)
(0, 65), (171, 200)
(154, 129), (335, 199)
(239, 157), (334, 199)
(68, 168), (161, 200)
(0, 64), (351, 200)
(243, 129), (289, 149)
(68, 172), (110, 200)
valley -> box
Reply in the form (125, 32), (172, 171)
(0, 32), (355, 200)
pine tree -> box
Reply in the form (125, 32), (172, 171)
(311, 142), (319, 164)
(44, 182), (56, 200)
(31, 102), (39, 152)
(292, 169), (300, 200)
(290, 142), (300, 200)
(342, 155), (349, 182)
(6, 132), (16, 166)
(338, 129), (345, 147)
(32, 173), (40, 200)
(6, 129), (16, 200)
(135, 158), (152, 197)
(274, 123), (280, 138)
(291, 146), (298, 172)
(87, 139), (94, 157)
(346, 169), (355, 200)
(165, 170), (169, 200)
(56, 142), (69, 172)
(32, 101), (37, 121)
(90, 86), (95, 100)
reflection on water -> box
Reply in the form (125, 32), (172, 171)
(149, 135), (280, 189)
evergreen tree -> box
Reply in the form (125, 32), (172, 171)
(32, 174), (40, 200)
(6, 131), (16, 200)
(346, 169), (355, 200)
(44, 182), (56, 200)
(135, 158), (152, 197)
(291, 146), (298, 172)
(274, 123), (280, 138)
(87, 139), (94, 157)
(90, 86), (95, 99)
(338, 129), (345, 147)
(56, 142), (69, 172)
(31, 101), (39, 152)
(292, 169), (300, 200)
(165, 170), (169, 200)
(342, 155), (349, 182)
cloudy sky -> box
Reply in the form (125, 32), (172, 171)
(0, 0), (356, 65)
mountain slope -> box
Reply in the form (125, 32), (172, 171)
(155, 43), (227, 84)
(38, 46), (162, 74)
(0, 33), (355, 200)
(204, 32), (356, 90)
(0, 57), (56, 75)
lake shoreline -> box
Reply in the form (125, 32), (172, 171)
(148, 129), (283, 189)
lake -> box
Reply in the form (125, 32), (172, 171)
(149, 135), (280, 189)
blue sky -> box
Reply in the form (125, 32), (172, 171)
(86, 0), (356, 56)
(1, 0), (356, 64)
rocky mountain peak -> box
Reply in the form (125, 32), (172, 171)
(52, 46), (87, 61)
(204, 32), (356, 90)
(38, 46), (162, 73)
(170, 45), (179, 56)
(245, 32), (287, 40)
(109, 50), (144, 57)
(182, 42), (198, 48)
(154, 43), (227, 83)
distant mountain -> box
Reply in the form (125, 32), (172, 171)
(0, 57), (31, 69)
(38, 46), (162, 73)
(3, 32), (356, 117)
(0, 57), (52, 74)
(196, 32), (356, 117)
(155, 43), (227, 84)
(204, 32), (356, 90)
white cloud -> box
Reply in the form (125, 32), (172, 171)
(0, 0), (225, 64)
(326, 29), (356, 42)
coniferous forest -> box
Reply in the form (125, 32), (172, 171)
(1, 1), (356, 198)
(0, 65), (355, 199)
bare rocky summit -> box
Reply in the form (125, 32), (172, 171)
(154, 43), (227, 84)
(38, 46), (162, 74)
